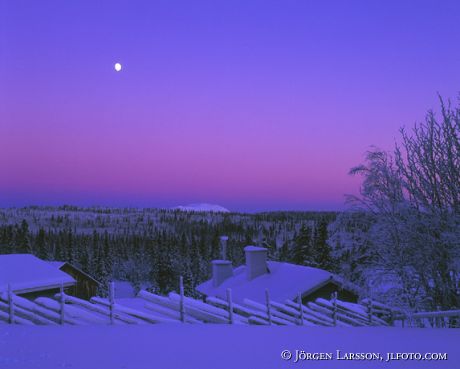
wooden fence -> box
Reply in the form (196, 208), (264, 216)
(1, 280), (458, 327)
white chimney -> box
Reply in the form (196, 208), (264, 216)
(220, 235), (229, 260)
(212, 260), (233, 287)
(244, 245), (268, 281)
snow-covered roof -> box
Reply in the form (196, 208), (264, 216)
(244, 245), (266, 252)
(46, 261), (66, 268)
(196, 261), (343, 304)
(46, 261), (100, 284)
(0, 254), (76, 294)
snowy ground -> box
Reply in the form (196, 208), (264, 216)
(0, 326), (459, 369)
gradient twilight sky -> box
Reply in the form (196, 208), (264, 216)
(1, 1), (460, 212)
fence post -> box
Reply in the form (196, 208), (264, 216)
(297, 292), (304, 326)
(109, 281), (115, 325)
(59, 283), (65, 325)
(227, 288), (233, 324)
(436, 306), (442, 328)
(179, 276), (185, 323)
(331, 291), (338, 327)
(8, 284), (14, 324)
(367, 298), (373, 325)
(389, 309), (394, 327)
(265, 289), (272, 325)
(226, 288), (234, 324)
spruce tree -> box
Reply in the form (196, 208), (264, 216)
(35, 228), (47, 259)
(15, 220), (31, 253)
(291, 225), (312, 266)
(312, 220), (333, 270)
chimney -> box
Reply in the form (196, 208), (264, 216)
(220, 235), (229, 260)
(244, 246), (268, 281)
(212, 260), (233, 287)
(211, 235), (232, 287)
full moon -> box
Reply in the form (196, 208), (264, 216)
(114, 63), (122, 72)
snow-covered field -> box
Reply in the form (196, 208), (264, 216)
(0, 326), (458, 369)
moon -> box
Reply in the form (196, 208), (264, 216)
(114, 63), (122, 72)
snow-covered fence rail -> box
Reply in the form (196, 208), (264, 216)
(49, 286), (399, 327)
(0, 289), (163, 325)
(55, 293), (142, 324)
(138, 290), (249, 324)
(2, 279), (455, 328)
(314, 298), (389, 326)
(0, 292), (74, 325)
(35, 297), (108, 325)
(396, 310), (460, 328)
(204, 292), (390, 327)
(360, 298), (460, 328)
(360, 298), (404, 323)
(90, 296), (178, 323)
(411, 310), (460, 319)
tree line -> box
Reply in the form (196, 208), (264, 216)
(0, 210), (336, 297)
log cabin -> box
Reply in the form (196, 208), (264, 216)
(197, 242), (359, 305)
(0, 254), (99, 300)
(47, 261), (99, 300)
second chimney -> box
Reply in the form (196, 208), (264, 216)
(244, 245), (268, 281)
(211, 235), (233, 287)
(220, 235), (229, 260)
(212, 260), (233, 287)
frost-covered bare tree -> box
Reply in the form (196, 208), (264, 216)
(330, 96), (460, 311)
(395, 100), (460, 214)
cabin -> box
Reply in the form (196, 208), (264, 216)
(196, 241), (359, 305)
(0, 254), (76, 299)
(47, 261), (99, 300)
(0, 254), (99, 300)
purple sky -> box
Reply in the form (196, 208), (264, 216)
(1, 1), (459, 212)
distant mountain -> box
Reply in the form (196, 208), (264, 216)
(173, 203), (230, 213)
